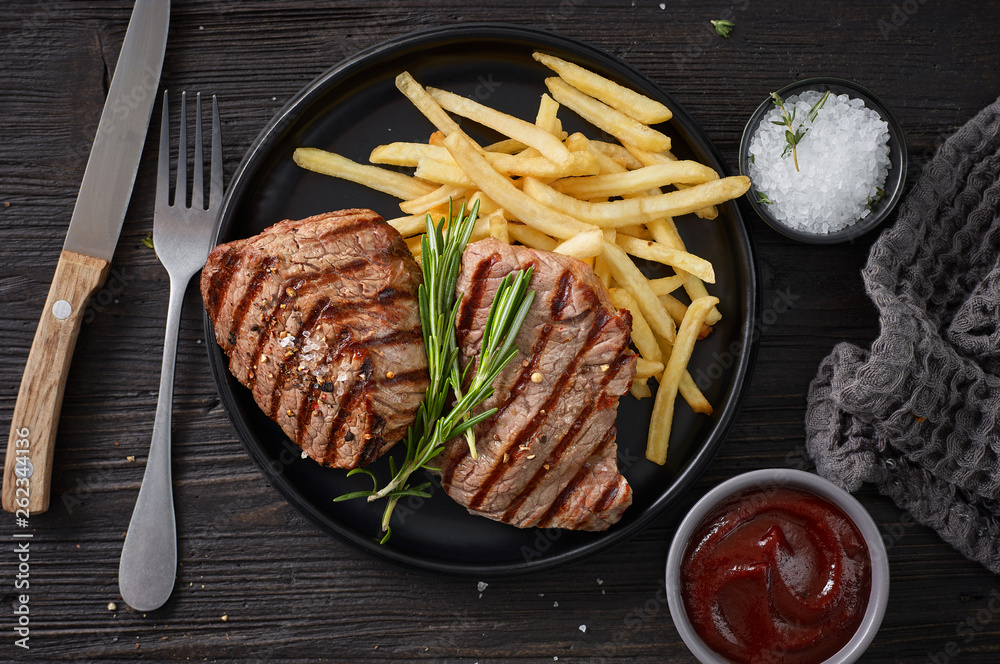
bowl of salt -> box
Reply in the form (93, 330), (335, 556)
(739, 77), (907, 244)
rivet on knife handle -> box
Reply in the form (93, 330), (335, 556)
(2, 250), (111, 513)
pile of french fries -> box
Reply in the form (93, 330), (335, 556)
(292, 52), (750, 465)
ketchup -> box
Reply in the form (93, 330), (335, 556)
(680, 486), (871, 664)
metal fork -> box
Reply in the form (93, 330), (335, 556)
(119, 91), (223, 612)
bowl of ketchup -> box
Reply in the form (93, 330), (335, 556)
(665, 469), (889, 664)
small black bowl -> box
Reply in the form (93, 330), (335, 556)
(738, 77), (907, 244)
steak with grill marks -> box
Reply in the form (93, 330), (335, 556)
(437, 239), (636, 531)
(200, 209), (429, 469)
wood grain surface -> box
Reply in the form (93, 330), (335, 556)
(2, 1), (999, 662)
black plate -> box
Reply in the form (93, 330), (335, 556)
(206, 23), (759, 576)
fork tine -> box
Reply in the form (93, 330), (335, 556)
(175, 91), (187, 208)
(191, 93), (204, 210)
(155, 90), (170, 214)
(209, 94), (223, 209)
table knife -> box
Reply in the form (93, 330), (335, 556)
(2, 0), (170, 514)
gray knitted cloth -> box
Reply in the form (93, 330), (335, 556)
(805, 97), (1000, 573)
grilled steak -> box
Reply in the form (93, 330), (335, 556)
(201, 209), (429, 469)
(437, 239), (636, 531)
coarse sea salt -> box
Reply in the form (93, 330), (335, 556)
(747, 90), (891, 234)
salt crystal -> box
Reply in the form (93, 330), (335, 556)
(748, 90), (891, 234)
(579, 624), (587, 633)
(477, 581), (488, 592)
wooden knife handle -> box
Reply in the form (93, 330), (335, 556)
(3, 250), (111, 514)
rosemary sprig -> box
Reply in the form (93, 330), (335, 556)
(756, 191), (774, 205)
(769, 89), (831, 172)
(334, 200), (535, 544)
(711, 19), (735, 38)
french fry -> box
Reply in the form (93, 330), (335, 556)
(617, 223), (653, 240)
(369, 141), (439, 167)
(428, 130), (447, 147)
(615, 234), (715, 283)
(645, 217), (721, 326)
(533, 52), (672, 125)
(468, 190), (501, 215)
(624, 143), (719, 219)
(646, 295), (719, 464)
(683, 275), (722, 326)
(594, 253), (612, 289)
(602, 241), (676, 342)
(565, 132), (630, 175)
(630, 379), (652, 400)
(469, 214), (492, 242)
(646, 216), (684, 249)
(485, 137), (527, 154)
(405, 235), (422, 260)
(635, 357), (665, 380)
(385, 214), (430, 238)
(660, 292), (713, 340)
(652, 329), (713, 415)
(414, 157), (474, 187)
(522, 175), (750, 227)
(507, 222), (558, 251)
(550, 162), (718, 199)
(609, 288), (663, 363)
(442, 132), (595, 240)
(535, 93), (561, 135)
(589, 140), (645, 170)
(486, 209), (510, 243)
(553, 227), (603, 259)
(413, 146), (599, 184)
(292, 148), (436, 200)
(428, 87), (575, 168)
(679, 372), (713, 415)
(399, 183), (470, 215)
(545, 77), (671, 152)
(647, 273), (689, 296)
(395, 72), (465, 137)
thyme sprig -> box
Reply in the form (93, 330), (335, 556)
(335, 200), (535, 544)
(769, 89), (831, 172)
(711, 19), (735, 38)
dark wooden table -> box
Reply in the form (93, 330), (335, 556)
(2, 1), (999, 662)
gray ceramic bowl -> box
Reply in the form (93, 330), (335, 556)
(665, 469), (890, 664)
(739, 77), (907, 244)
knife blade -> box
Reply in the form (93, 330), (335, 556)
(2, 0), (170, 514)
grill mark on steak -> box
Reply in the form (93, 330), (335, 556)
(381, 367), (429, 387)
(205, 246), (240, 319)
(323, 214), (385, 241)
(466, 307), (614, 509)
(360, 412), (386, 466)
(457, 252), (499, 332)
(595, 475), (623, 513)
(499, 351), (633, 523)
(535, 424), (618, 528)
(549, 270), (573, 320)
(228, 255), (278, 351)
